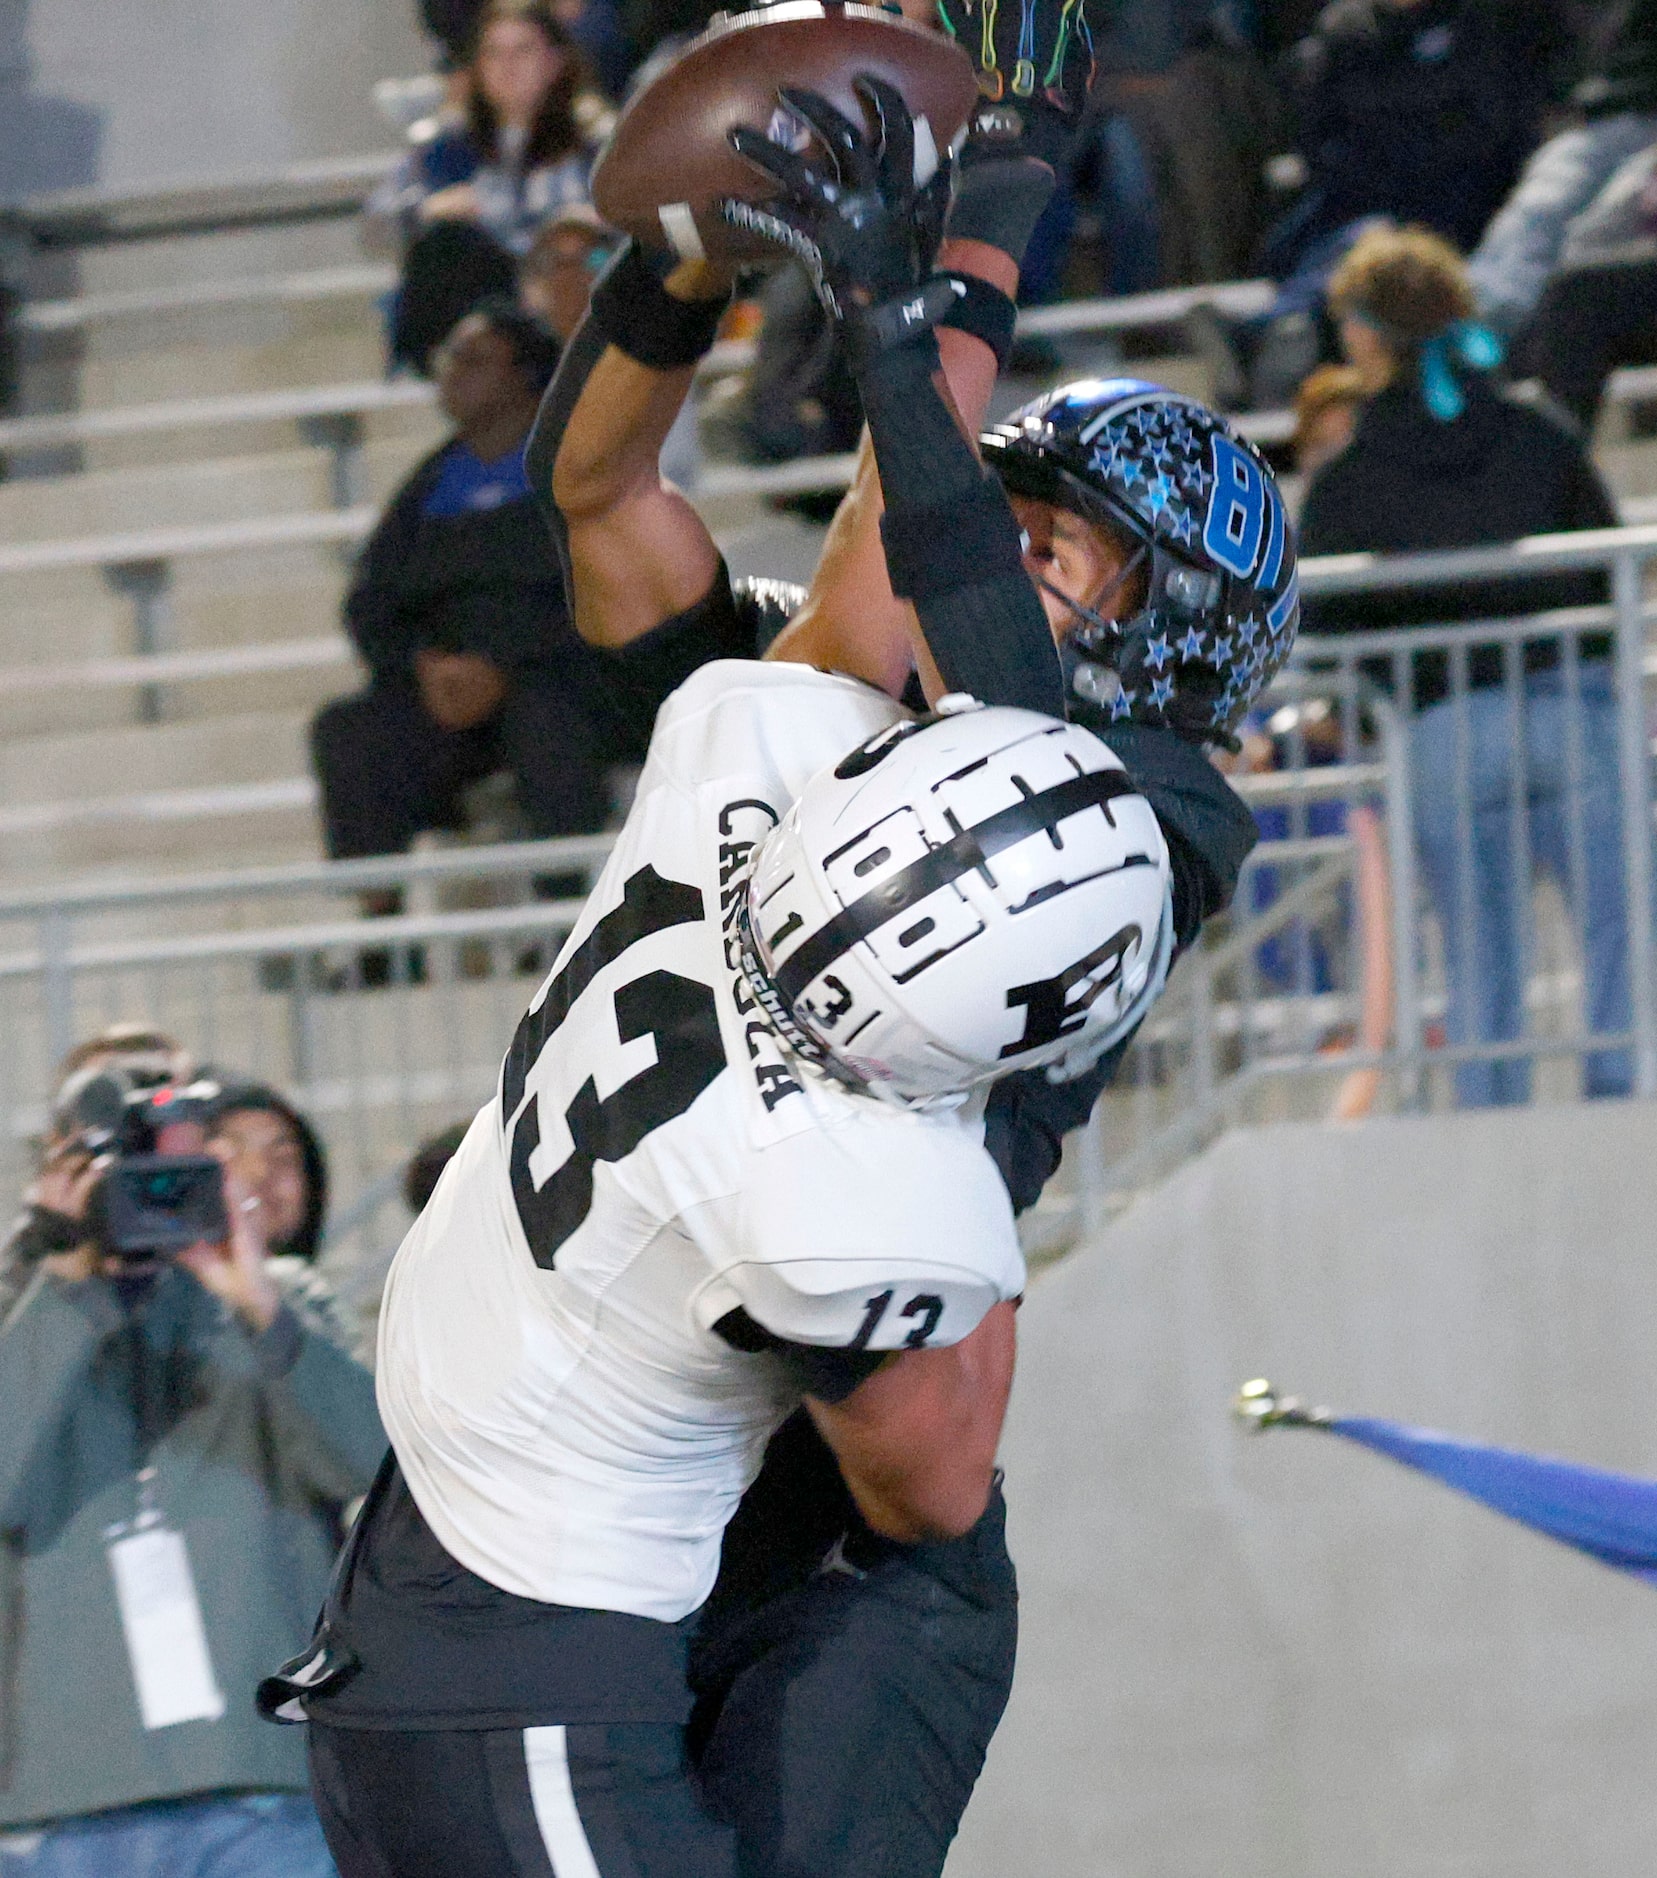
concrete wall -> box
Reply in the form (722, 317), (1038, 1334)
(0, 0), (427, 197)
(949, 1101), (1657, 1878)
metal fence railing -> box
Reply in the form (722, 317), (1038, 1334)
(2, 524), (1655, 1276)
(0, 838), (615, 1303)
(1073, 521), (1657, 1226)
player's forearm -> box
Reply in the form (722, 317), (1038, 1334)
(806, 1299), (1016, 1543)
(763, 234), (1018, 693)
(527, 245), (731, 649)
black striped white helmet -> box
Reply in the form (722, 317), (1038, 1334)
(738, 699), (1174, 1105)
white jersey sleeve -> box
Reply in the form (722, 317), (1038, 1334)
(690, 1101), (1025, 1354)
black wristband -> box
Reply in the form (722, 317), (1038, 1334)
(587, 239), (729, 372)
(937, 273), (1019, 369)
(879, 476), (1027, 602)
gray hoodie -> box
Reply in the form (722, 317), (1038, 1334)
(0, 1260), (384, 1829)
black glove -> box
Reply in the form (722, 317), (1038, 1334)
(939, 0), (1097, 170)
(721, 76), (954, 348)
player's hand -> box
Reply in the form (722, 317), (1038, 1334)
(939, 0), (1097, 169)
(25, 1141), (106, 1284)
(720, 75), (952, 322)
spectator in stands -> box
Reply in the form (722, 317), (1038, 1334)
(1468, 0), (1657, 342)
(1292, 361), (1367, 475)
(311, 301), (624, 913)
(369, 0), (601, 370)
(0, 1056), (381, 1877)
(1298, 225), (1629, 1108)
(1526, 199), (1657, 431)
(1021, 4), (1282, 305)
(1195, 0), (1569, 407)
(206, 1083), (329, 1269)
(518, 206), (700, 486)
(420, 0), (634, 98)
(403, 1122), (470, 1217)
(518, 203), (621, 339)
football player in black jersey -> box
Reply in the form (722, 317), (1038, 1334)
(525, 40), (1298, 1878)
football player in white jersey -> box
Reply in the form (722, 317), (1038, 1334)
(273, 623), (1173, 1874)
(258, 60), (1200, 1877)
(523, 58), (1298, 1878)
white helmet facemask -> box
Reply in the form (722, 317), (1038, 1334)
(737, 701), (1175, 1108)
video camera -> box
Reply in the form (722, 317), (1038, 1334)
(53, 1065), (231, 1261)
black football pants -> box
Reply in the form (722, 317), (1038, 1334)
(309, 1719), (737, 1878)
(311, 680), (614, 862)
(689, 1411), (1019, 1878)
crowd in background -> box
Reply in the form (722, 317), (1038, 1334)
(314, 0), (1657, 1111)
(3, 9), (1657, 1873)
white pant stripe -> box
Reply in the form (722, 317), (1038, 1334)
(523, 1725), (604, 1878)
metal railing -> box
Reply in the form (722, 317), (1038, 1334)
(1, 523), (1655, 1275)
(1075, 521), (1657, 1224)
(0, 837), (615, 1293)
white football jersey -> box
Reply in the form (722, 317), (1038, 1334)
(377, 662), (1027, 1624)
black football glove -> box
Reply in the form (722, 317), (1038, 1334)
(939, 0), (1097, 170)
(720, 75), (956, 348)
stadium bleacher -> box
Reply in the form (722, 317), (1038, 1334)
(4, 172), (1655, 891)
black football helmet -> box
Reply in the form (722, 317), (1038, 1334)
(981, 378), (1300, 745)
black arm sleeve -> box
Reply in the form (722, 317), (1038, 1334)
(857, 333), (1066, 719)
(600, 561), (757, 738)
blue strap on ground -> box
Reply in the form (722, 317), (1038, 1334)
(1328, 1416), (1657, 1585)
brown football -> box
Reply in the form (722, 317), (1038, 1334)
(592, 2), (978, 265)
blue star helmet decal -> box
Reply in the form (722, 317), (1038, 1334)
(981, 378), (1300, 743)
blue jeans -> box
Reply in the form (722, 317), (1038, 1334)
(1018, 112), (1161, 305)
(1467, 112), (1657, 336)
(0, 1795), (336, 1878)
(1411, 667), (1639, 1108)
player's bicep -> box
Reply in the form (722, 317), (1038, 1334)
(806, 1299), (1018, 1543)
(563, 478), (722, 650)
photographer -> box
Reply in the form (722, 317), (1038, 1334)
(0, 1071), (384, 1877)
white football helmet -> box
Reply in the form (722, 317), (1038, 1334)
(738, 700), (1174, 1105)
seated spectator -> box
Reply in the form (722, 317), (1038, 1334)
(368, 0), (600, 369)
(403, 1122), (471, 1218)
(0, 1052), (382, 1875)
(518, 202), (620, 340)
(1298, 225), (1628, 1109)
(420, 0), (635, 99)
(1468, 0), (1657, 341)
(1521, 142), (1657, 430)
(312, 302), (626, 912)
(1196, 0), (1569, 407)
(1292, 360), (1367, 475)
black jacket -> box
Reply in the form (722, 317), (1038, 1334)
(1298, 376), (1619, 709)
(1576, 0), (1657, 116)
(344, 442), (582, 689)
(1284, 0), (1570, 252)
